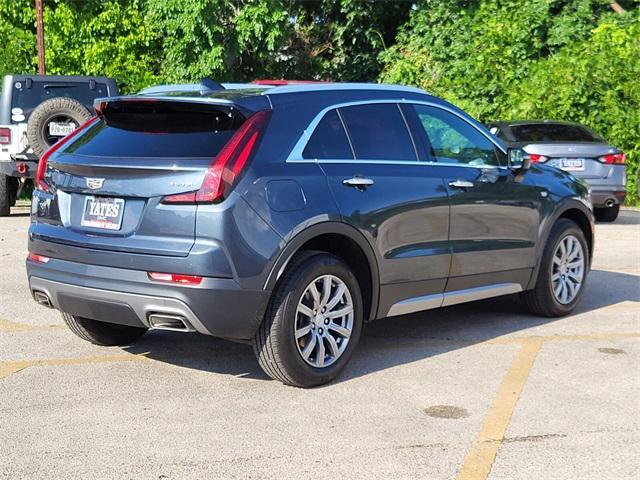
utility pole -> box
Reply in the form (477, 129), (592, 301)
(35, 0), (46, 75)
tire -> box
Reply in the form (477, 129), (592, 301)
(61, 312), (148, 346)
(594, 205), (619, 223)
(0, 174), (13, 216)
(522, 219), (589, 317)
(253, 252), (364, 387)
(27, 97), (92, 157)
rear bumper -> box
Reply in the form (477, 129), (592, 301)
(27, 257), (271, 341)
(0, 159), (38, 178)
(589, 186), (626, 207)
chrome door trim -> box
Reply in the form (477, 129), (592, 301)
(387, 293), (443, 317)
(386, 282), (523, 317)
(285, 99), (507, 166)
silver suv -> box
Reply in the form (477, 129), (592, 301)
(488, 120), (626, 222)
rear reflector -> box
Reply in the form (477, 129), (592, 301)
(148, 272), (203, 285)
(598, 153), (626, 164)
(162, 109), (272, 205)
(36, 117), (98, 192)
(0, 127), (10, 144)
(28, 253), (51, 264)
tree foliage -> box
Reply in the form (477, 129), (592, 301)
(381, 0), (640, 202)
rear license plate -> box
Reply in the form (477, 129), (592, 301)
(48, 122), (76, 137)
(559, 158), (585, 171)
(81, 196), (125, 231)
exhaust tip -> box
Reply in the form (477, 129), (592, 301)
(33, 290), (53, 308)
(605, 199), (616, 208)
(148, 313), (193, 332)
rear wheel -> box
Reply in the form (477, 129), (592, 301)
(61, 312), (148, 346)
(0, 174), (13, 216)
(522, 219), (589, 317)
(594, 205), (619, 222)
(253, 252), (363, 387)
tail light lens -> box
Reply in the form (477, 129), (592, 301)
(0, 127), (10, 144)
(148, 272), (203, 285)
(27, 253), (51, 264)
(598, 153), (626, 164)
(528, 154), (548, 163)
(36, 117), (98, 192)
(162, 109), (272, 204)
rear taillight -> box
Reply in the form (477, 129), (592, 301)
(27, 253), (51, 264)
(528, 154), (548, 163)
(598, 153), (626, 164)
(148, 272), (203, 285)
(36, 117), (98, 193)
(162, 109), (272, 204)
(0, 127), (10, 144)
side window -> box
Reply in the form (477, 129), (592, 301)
(302, 109), (353, 160)
(339, 103), (417, 161)
(413, 105), (502, 167)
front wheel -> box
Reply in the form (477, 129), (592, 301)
(522, 219), (589, 317)
(253, 252), (363, 387)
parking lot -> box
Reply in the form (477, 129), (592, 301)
(1, 204), (638, 479)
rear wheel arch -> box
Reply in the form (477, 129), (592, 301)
(265, 222), (380, 322)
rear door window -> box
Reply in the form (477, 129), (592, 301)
(11, 81), (108, 118)
(302, 110), (353, 159)
(338, 103), (417, 161)
(412, 105), (503, 167)
(64, 101), (243, 158)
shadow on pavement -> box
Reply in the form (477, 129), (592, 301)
(121, 267), (639, 385)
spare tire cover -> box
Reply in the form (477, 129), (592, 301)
(26, 97), (92, 157)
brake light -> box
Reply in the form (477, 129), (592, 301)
(0, 127), (10, 144)
(528, 154), (548, 163)
(162, 109), (272, 204)
(598, 153), (626, 164)
(148, 272), (203, 285)
(36, 117), (98, 192)
(27, 253), (50, 264)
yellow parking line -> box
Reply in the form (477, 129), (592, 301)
(0, 318), (65, 332)
(0, 354), (148, 380)
(456, 337), (543, 480)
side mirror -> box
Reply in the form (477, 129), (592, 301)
(508, 148), (532, 173)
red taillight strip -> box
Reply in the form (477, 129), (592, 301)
(148, 272), (203, 285)
(162, 109), (272, 205)
(527, 154), (548, 163)
(36, 117), (99, 192)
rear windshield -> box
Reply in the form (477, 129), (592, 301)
(11, 81), (109, 117)
(64, 101), (243, 158)
(509, 123), (602, 142)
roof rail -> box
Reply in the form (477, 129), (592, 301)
(264, 82), (427, 95)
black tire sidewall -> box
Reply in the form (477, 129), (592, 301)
(275, 254), (363, 386)
(27, 98), (92, 157)
(539, 220), (589, 315)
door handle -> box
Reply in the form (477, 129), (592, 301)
(448, 179), (475, 189)
(343, 177), (374, 190)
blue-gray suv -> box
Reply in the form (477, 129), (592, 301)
(26, 83), (594, 387)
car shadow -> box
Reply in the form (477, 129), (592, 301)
(121, 268), (639, 386)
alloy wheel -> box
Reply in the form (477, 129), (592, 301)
(294, 274), (354, 368)
(551, 234), (585, 304)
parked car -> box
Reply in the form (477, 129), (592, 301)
(0, 74), (119, 215)
(487, 120), (626, 222)
(26, 83), (594, 387)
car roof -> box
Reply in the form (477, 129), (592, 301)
(138, 83), (274, 95)
(490, 120), (585, 128)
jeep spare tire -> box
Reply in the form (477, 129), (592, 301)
(26, 97), (92, 157)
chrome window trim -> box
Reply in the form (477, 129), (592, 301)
(286, 99), (508, 169)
